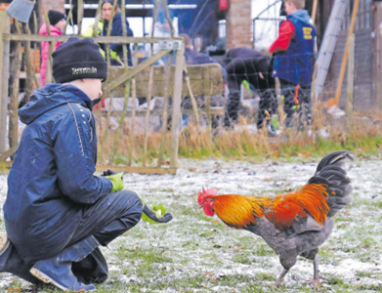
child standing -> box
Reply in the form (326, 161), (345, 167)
(269, 0), (316, 128)
(39, 10), (67, 86)
(0, 38), (143, 291)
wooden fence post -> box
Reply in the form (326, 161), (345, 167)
(183, 60), (200, 129)
(9, 20), (22, 154)
(128, 42), (139, 166)
(0, 12), (11, 153)
(333, 0), (360, 106)
(157, 53), (174, 168)
(77, 0), (84, 36)
(170, 44), (184, 169)
(143, 0), (159, 167)
(203, 67), (212, 131)
(43, 11), (54, 84)
(346, 34), (355, 132)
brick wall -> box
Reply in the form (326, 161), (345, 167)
(37, 0), (66, 25)
(225, 0), (253, 50)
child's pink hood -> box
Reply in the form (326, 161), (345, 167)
(38, 23), (62, 36)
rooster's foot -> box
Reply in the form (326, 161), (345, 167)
(306, 274), (327, 286)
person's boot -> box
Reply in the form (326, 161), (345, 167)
(266, 124), (278, 137)
(72, 247), (108, 284)
(30, 236), (99, 292)
(0, 233), (11, 272)
(0, 233), (43, 284)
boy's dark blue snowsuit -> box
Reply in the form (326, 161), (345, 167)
(1, 83), (143, 285)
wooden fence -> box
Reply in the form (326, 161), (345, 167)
(0, 7), (224, 174)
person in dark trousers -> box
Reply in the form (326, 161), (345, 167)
(101, 0), (134, 66)
(0, 37), (171, 292)
(269, 0), (316, 128)
(223, 48), (277, 135)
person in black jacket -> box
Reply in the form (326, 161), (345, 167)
(223, 48), (277, 135)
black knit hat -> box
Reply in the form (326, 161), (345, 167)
(48, 10), (66, 26)
(52, 37), (108, 83)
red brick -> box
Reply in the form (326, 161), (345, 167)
(226, 0), (253, 49)
(38, 0), (65, 25)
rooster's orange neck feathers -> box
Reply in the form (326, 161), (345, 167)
(210, 184), (330, 230)
(211, 195), (270, 228)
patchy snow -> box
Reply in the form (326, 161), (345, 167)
(0, 156), (381, 292)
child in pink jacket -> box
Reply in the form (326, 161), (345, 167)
(39, 10), (66, 86)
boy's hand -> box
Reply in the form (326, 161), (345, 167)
(102, 169), (116, 176)
(106, 172), (124, 192)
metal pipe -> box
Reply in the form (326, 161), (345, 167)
(64, 4), (197, 10)
(253, 0), (282, 20)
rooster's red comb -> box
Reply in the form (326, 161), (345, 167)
(198, 187), (218, 205)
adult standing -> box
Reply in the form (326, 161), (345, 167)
(269, 0), (316, 128)
(83, 0), (134, 66)
(102, 0), (134, 66)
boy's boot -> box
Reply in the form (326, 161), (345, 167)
(0, 233), (42, 284)
(72, 247), (108, 284)
(0, 233), (11, 272)
(30, 236), (99, 292)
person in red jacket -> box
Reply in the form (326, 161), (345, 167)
(39, 10), (67, 87)
(269, 0), (316, 129)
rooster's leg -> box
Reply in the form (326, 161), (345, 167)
(276, 252), (297, 286)
(307, 256), (328, 285)
(275, 269), (289, 286)
(313, 256), (319, 281)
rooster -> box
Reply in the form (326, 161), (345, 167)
(198, 151), (353, 285)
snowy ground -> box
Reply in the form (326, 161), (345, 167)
(0, 156), (381, 292)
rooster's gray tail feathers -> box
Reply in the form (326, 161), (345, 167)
(309, 151), (353, 217)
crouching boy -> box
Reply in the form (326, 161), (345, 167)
(0, 37), (143, 291)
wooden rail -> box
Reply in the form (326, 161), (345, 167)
(3, 34), (182, 43)
(106, 63), (224, 97)
(0, 7), (223, 174)
(1, 161), (177, 175)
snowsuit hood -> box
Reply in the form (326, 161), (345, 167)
(38, 22), (62, 36)
(19, 83), (91, 125)
(289, 9), (312, 26)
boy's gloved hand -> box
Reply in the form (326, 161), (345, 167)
(106, 172), (124, 192)
(102, 169), (117, 176)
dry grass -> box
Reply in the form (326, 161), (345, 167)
(95, 102), (382, 165)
